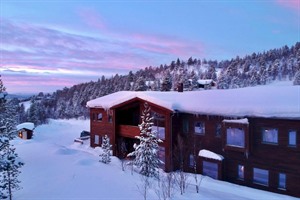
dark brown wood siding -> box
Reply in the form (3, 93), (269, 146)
(171, 113), (225, 173)
(90, 108), (115, 154)
(171, 114), (300, 197)
(89, 104), (300, 197)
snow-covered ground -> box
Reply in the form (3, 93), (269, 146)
(12, 119), (298, 200)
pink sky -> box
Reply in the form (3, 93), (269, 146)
(0, 1), (299, 94)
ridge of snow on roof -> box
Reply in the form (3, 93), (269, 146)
(17, 122), (35, 131)
(199, 149), (224, 161)
(197, 79), (213, 84)
(223, 118), (249, 124)
(87, 84), (300, 119)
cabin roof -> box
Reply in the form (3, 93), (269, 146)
(197, 79), (213, 85)
(87, 85), (300, 119)
(17, 122), (35, 131)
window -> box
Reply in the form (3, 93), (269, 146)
(226, 127), (245, 148)
(97, 113), (103, 121)
(189, 154), (195, 167)
(262, 128), (278, 144)
(152, 112), (165, 140)
(288, 130), (296, 147)
(238, 165), (244, 180)
(108, 115), (113, 123)
(253, 168), (269, 186)
(195, 122), (205, 135)
(94, 135), (100, 145)
(203, 161), (218, 179)
(278, 173), (286, 190)
(158, 146), (165, 169)
(182, 119), (189, 134)
(152, 126), (165, 140)
(215, 123), (222, 137)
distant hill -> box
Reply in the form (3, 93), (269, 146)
(22, 42), (300, 124)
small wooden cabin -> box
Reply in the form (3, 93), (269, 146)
(197, 79), (215, 89)
(87, 85), (300, 197)
(16, 122), (35, 139)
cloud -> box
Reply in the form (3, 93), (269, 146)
(276, 0), (300, 11)
(0, 17), (205, 93)
(77, 7), (107, 31)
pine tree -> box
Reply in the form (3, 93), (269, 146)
(0, 76), (24, 200)
(128, 102), (162, 178)
(134, 76), (147, 91)
(100, 135), (111, 164)
(293, 70), (300, 85)
(161, 71), (172, 91)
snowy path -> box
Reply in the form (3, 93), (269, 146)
(12, 119), (298, 200)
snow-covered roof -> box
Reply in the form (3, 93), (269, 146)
(16, 122), (35, 131)
(223, 118), (249, 124)
(197, 79), (213, 85)
(86, 85), (300, 119)
(198, 149), (224, 161)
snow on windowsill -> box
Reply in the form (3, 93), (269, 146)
(198, 149), (224, 161)
(223, 118), (249, 124)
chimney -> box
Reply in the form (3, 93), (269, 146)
(177, 82), (183, 92)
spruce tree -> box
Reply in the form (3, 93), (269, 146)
(0, 76), (24, 200)
(100, 135), (111, 164)
(128, 102), (162, 178)
(293, 70), (300, 85)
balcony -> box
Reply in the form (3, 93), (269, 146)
(117, 125), (140, 138)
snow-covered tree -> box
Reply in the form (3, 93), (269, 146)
(100, 135), (111, 164)
(0, 76), (24, 200)
(161, 70), (172, 91)
(128, 102), (162, 178)
(293, 70), (300, 85)
(0, 139), (24, 200)
(134, 76), (147, 91)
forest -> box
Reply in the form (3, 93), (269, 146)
(14, 42), (300, 125)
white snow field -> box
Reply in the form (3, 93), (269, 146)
(12, 119), (298, 200)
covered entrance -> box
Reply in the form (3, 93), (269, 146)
(117, 136), (139, 158)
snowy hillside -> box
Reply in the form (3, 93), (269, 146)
(12, 119), (297, 200)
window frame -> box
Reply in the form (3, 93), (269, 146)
(97, 113), (103, 121)
(202, 160), (218, 179)
(237, 164), (244, 180)
(108, 114), (113, 123)
(288, 130), (297, 147)
(261, 128), (278, 145)
(215, 123), (222, 137)
(152, 125), (165, 140)
(194, 121), (205, 135)
(94, 135), (100, 145)
(226, 127), (245, 148)
(158, 146), (166, 169)
(253, 167), (269, 186)
(189, 154), (195, 167)
(278, 173), (286, 190)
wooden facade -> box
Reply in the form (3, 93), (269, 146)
(89, 100), (300, 197)
(18, 128), (33, 140)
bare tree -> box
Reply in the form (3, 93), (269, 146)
(137, 175), (151, 200)
(155, 172), (175, 200)
(175, 170), (189, 195)
(166, 172), (175, 198)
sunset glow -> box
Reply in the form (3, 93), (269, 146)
(0, 0), (299, 94)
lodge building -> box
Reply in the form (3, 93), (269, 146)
(87, 85), (300, 197)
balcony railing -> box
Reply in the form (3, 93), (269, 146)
(117, 125), (140, 138)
